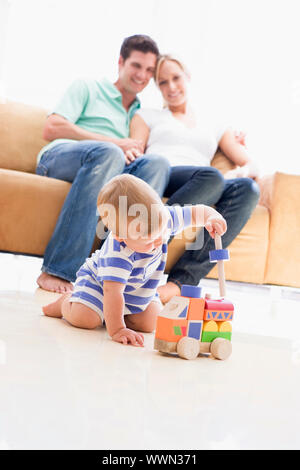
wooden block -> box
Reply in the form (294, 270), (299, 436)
(199, 342), (211, 354)
(203, 320), (218, 331)
(204, 298), (234, 314)
(160, 296), (190, 319)
(177, 337), (200, 360)
(209, 248), (229, 262)
(155, 316), (188, 342)
(173, 326), (182, 336)
(154, 338), (177, 353)
(187, 321), (203, 340)
(201, 331), (232, 343)
(218, 321), (232, 332)
(204, 298), (234, 310)
(210, 338), (232, 360)
(204, 309), (234, 321)
(187, 297), (205, 321)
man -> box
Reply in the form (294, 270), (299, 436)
(36, 35), (170, 293)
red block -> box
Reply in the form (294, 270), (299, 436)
(204, 298), (234, 311)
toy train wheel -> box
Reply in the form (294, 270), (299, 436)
(210, 338), (232, 360)
(177, 337), (200, 360)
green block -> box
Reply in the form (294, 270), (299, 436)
(201, 331), (232, 343)
(173, 326), (182, 336)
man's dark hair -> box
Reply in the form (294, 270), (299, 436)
(120, 35), (159, 60)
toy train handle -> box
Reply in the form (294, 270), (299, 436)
(214, 233), (226, 298)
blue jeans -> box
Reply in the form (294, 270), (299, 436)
(164, 166), (260, 286)
(36, 140), (170, 281)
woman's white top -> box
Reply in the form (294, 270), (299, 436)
(137, 107), (228, 167)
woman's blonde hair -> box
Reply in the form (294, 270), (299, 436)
(154, 54), (190, 85)
(97, 174), (167, 238)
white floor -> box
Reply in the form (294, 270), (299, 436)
(0, 253), (300, 450)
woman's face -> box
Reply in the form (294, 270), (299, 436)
(157, 60), (188, 108)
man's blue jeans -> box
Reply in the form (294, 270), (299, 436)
(164, 165), (260, 287)
(36, 140), (170, 282)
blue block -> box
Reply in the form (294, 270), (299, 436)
(181, 285), (202, 298)
(188, 322), (203, 340)
(209, 249), (229, 262)
(178, 306), (188, 318)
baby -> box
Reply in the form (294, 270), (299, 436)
(43, 174), (227, 346)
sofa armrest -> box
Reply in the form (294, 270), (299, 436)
(211, 150), (236, 174)
(264, 171), (300, 287)
(0, 169), (70, 255)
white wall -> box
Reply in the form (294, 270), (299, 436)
(1, 0), (300, 175)
(0, 0), (11, 100)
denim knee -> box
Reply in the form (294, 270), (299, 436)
(84, 142), (125, 169)
(199, 166), (224, 182)
(147, 154), (170, 174)
(195, 167), (225, 193)
(239, 177), (260, 207)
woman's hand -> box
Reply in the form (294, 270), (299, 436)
(115, 138), (144, 165)
(224, 162), (259, 180)
(124, 148), (143, 165)
(234, 130), (247, 147)
(112, 327), (144, 347)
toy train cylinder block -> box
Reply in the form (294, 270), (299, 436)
(209, 234), (229, 298)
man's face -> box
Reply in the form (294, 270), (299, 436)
(118, 50), (157, 95)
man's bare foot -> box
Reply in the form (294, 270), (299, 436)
(157, 281), (181, 304)
(37, 272), (73, 293)
(42, 292), (71, 318)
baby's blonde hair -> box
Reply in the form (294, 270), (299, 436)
(97, 174), (167, 239)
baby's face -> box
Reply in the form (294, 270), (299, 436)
(124, 231), (165, 253)
(115, 217), (169, 254)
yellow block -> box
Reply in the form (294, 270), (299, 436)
(218, 321), (232, 332)
(203, 320), (218, 331)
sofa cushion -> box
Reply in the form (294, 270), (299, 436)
(264, 172), (300, 288)
(0, 169), (70, 255)
(0, 101), (48, 173)
(166, 205), (269, 284)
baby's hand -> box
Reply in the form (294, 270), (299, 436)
(205, 214), (227, 239)
(112, 327), (144, 347)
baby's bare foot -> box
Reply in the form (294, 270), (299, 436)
(42, 293), (71, 318)
(37, 272), (73, 293)
(157, 281), (181, 304)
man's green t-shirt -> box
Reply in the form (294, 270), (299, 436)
(37, 78), (140, 163)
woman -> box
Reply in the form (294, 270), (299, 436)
(129, 54), (260, 303)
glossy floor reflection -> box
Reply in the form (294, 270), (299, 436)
(0, 253), (300, 450)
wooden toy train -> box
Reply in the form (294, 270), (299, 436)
(154, 234), (234, 360)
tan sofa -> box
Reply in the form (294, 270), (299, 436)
(1, 101), (300, 288)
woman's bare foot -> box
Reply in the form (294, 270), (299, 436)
(157, 281), (181, 304)
(37, 272), (73, 293)
(42, 293), (71, 318)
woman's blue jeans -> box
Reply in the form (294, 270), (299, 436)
(164, 165), (260, 287)
(36, 140), (170, 282)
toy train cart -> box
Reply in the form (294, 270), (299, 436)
(154, 234), (234, 360)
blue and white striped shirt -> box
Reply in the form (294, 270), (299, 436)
(72, 205), (192, 316)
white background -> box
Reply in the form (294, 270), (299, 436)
(1, 0), (300, 175)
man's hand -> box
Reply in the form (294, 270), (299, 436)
(112, 327), (144, 347)
(116, 138), (144, 165)
(117, 138), (144, 153)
